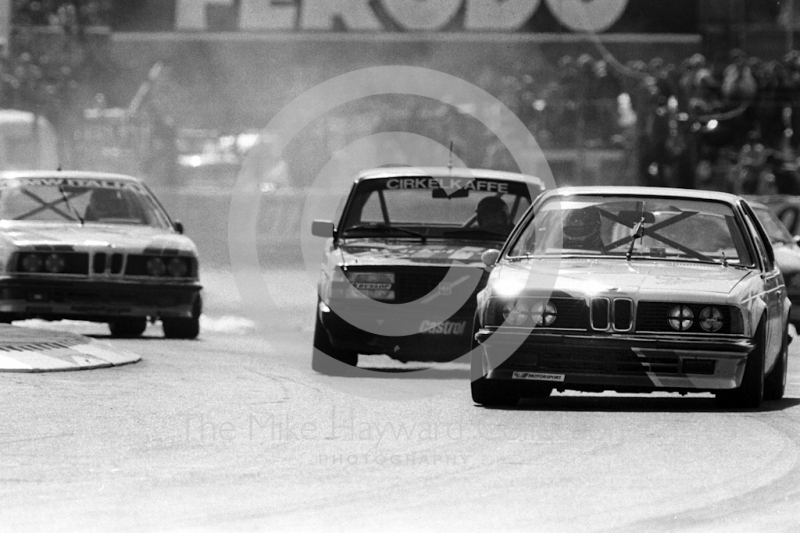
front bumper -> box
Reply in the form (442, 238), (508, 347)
(475, 328), (754, 393)
(0, 277), (202, 321)
(319, 301), (474, 361)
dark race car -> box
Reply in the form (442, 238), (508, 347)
(310, 166), (544, 373)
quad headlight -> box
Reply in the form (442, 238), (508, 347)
(44, 253), (66, 273)
(20, 253), (43, 272)
(502, 300), (528, 325)
(698, 306), (724, 332)
(668, 305), (694, 331)
(501, 299), (557, 326)
(146, 257), (166, 276)
(167, 257), (188, 277)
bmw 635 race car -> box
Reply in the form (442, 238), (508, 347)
(0, 171), (202, 338)
(311, 167), (544, 373)
(472, 186), (789, 408)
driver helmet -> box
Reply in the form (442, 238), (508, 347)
(87, 188), (128, 218)
(563, 206), (602, 247)
(476, 196), (511, 232)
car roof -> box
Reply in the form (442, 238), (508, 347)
(0, 170), (143, 182)
(540, 186), (742, 204)
(356, 166), (545, 188)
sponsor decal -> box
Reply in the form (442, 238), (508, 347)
(448, 246), (484, 260)
(512, 371), (565, 382)
(419, 320), (467, 335)
(168, 0), (634, 33)
(385, 177), (508, 193)
(0, 177), (146, 192)
(354, 282), (392, 290)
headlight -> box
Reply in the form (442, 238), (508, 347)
(146, 257), (166, 276)
(668, 305), (694, 331)
(532, 300), (557, 326)
(699, 306), (724, 332)
(44, 253), (65, 273)
(344, 271), (395, 301)
(167, 257), (188, 277)
(502, 300), (528, 325)
(20, 253), (43, 272)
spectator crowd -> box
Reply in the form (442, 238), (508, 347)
(2, 0), (800, 194)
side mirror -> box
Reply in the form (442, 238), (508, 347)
(481, 249), (501, 268)
(311, 220), (335, 238)
(174, 221), (184, 234)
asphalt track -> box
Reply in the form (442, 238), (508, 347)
(2, 267), (800, 532)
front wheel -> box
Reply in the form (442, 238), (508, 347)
(764, 326), (789, 401)
(470, 323), (519, 407)
(163, 317), (200, 339)
(311, 308), (358, 374)
(109, 317), (147, 338)
(163, 296), (202, 339)
(716, 320), (766, 408)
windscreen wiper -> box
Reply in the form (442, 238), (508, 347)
(342, 224), (426, 241)
(58, 184), (84, 225)
(626, 216), (646, 261)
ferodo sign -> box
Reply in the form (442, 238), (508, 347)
(166, 0), (631, 32)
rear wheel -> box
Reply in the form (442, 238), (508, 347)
(716, 320), (766, 408)
(109, 317), (147, 338)
(311, 308), (358, 374)
(764, 326), (789, 401)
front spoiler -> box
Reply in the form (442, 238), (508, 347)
(0, 277), (202, 321)
(319, 302), (474, 361)
(475, 328), (754, 392)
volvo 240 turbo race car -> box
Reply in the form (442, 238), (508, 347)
(0, 171), (202, 338)
(472, 186), (789, 408)
(311, 167), (544, 373)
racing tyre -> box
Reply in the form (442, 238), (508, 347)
(162, 296), (202, 339)
(311, 310), (358, 374)
(109, 317), (147, 338)
(716, 320), (766, 409)
(163, 317), (200, 339)
(470, 335), (519, 407)
(764, 327), (789, 401)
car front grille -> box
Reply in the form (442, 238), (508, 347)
(346, 266), (486, 305)
(396, 267), (486, 305)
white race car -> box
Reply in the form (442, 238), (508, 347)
(0, 171), (202, 338)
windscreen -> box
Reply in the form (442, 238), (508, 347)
(508, 195), (754, 266)
(0, 177), (173, 229)
(339, 176), (537, 241)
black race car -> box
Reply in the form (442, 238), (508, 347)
(310, 166), (544, 373)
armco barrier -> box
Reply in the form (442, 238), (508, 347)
(154, 187), (313, 268)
